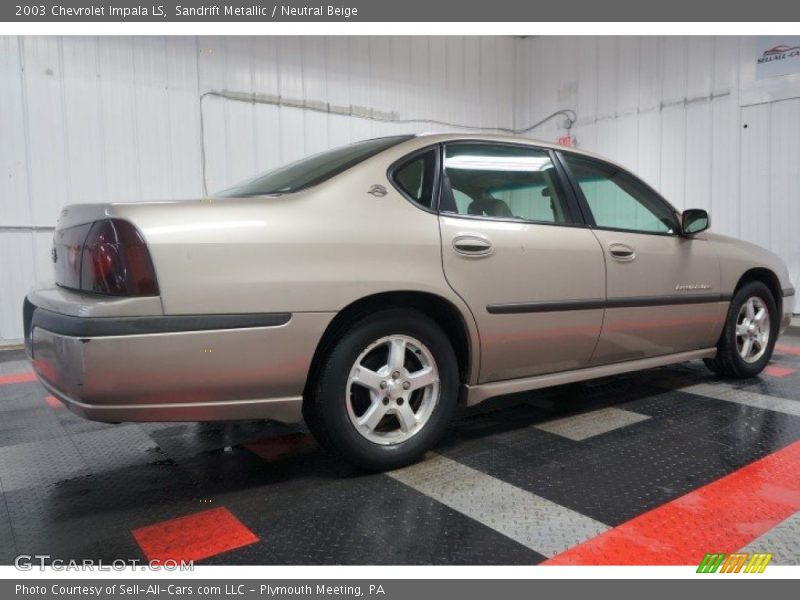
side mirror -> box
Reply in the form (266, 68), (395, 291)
(682, 209), (710, 235)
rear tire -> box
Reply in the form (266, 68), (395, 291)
(304, 308), (458, 471)
(704, 281), (778, 378)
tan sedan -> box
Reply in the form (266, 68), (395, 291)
(25, 134), (795, 469)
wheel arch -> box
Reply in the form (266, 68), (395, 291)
(303, 291), (477, 402)
(734, 267), (783, 315)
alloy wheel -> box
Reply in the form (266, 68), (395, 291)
(346, 335), (440, 445)
(735, 296), (770, 364)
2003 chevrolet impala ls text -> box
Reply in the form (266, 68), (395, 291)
(24, 134), (795, 470)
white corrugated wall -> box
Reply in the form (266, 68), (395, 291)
(0, 36), (516, 343)
(515, 36), (800, 313)
(1, 35), (798, 344)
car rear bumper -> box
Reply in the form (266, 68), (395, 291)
(24, 295), (333, 423)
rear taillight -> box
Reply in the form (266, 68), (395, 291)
(79, 219), (159, 296)
(53, 219), (158, 296)
(53, 223), (92, 290)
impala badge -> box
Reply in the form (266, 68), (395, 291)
(675, 283), (711, 291)
(368, 184), (388, 197)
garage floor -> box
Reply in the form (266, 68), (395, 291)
(1, 333), (800, 566)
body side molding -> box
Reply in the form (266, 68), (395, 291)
(30, 306), (292, 338)
(487, 293), (731, 314)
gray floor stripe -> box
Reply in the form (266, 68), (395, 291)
(534, 407), (650, 441)
(739, 511), (800, 565)
(664, 381), (800, 417)
(0, 360), (32, 376)
(388, 453), (609, 557)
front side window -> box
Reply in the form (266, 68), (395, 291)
(392, 149), (438, 210)
(441, 143), (572, 224)
(562, 154), (679, 234)
(217, 135), (413, 197)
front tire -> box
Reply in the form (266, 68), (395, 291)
(704, 281), (778, 378)
(304, 309), (458, 471)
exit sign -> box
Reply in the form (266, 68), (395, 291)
(558, 135), (573, 147)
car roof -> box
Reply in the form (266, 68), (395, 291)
(403, 132), (598, 157)
(390, 132), (644, 186)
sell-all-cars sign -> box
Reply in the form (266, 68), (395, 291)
(756, 36), (800, 79)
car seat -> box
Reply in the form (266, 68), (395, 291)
(467, 195), (513, 218)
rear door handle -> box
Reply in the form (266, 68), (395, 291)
(453, 234), (493, 257)
(608, 242), (636, 262)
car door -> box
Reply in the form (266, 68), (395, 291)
(437, 142), (606, 383)
(558, 152), (725, 364)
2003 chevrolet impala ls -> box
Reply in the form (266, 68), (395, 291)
(25, 134), (794, 469)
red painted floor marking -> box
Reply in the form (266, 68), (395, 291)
(0, 372), (36, 385)
(765, 366), (796, 377)
(132, 507), (258, 563)
(775, 344), (800, 357)
(544, 440), (800, 565)
(44, 395), (64, 409)
(245, 433), (317, 462)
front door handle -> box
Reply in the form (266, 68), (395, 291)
(608, 242), (636, 262)
(453, 234), (493, 257)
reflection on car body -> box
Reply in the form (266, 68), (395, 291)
(25, 133), (795, 470)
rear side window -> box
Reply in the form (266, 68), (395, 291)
(562, 154), (679, 234)
(217, 135), (413, 197)
(391, 149), (438, 209)
(441, 143), (572, 224)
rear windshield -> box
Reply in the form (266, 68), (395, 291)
(216, 135), (413, 197)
